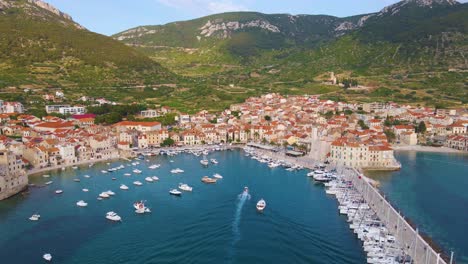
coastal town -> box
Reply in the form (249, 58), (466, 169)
(0, 92), (467, 200)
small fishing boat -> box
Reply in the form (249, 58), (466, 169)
(178, 183), (193, 192)
(213, 173), (223, 179)
(45, 181), (53, 185)
(73, 178), (80, 182)
(200, 159), (209, 166)
(72, 166), (78, 170)
(112, 177), (117, 181)
(29, 214), (40, 221)
(42, 175), (50, 178)
(101, 170), (108, 174)
(106, 211), (122, 222)
(201, 176), (217, 184)
(151, 176), (159, 181)
(169, 189), (182, 196)
(256, 199), (266, 211)
(133, 181), (143, 186)
(170, 168), (184, 174)
(82, 188), (89, 192)
(76, 200), (88, 207)
(210, 158), (218, 164)
(120, 184), (129, 190)
(43, 253), (52, 261)
(124, 173), (131, 176)
(148, 164), (160, 169)
(105, 190), (115, 196)
(84, 175), (91, 178)
(99, 192), (110, 198)
(55, 190), (63, 194)
(133, 169), (142, 174)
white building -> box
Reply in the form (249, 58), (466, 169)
(0, 101), (24, 113)
(58, 106), (86, 115)
(141, 109), (160, 118)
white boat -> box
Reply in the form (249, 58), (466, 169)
(99, 192), (110, 198)
(45, 181), (53, 185)
(148, 164), (160, 169)
(29, 214), (40, 221)
(151, 176), (159, 181)
(145, 177), (154, 182)
(84, 175), (91, 178)
(170, 168), (184, 174)
(178, 183), (193, 192)
(101, 170), (108, 174)
(73, 178), (80, 182)
(213, 173), (223, 179)
(55, 190), (63, 194)
(76, 200), (88, 207)
(72, 166), (78, 170)
(105, 190), (115, 196)
(124, 173), (131, 176)
(210, 159), (218, 164)
(43, 253), (52, 261)
(169, 189), (182, 196)
(82, 188), (89, 192)
(133, 201), (151, 214)
(120, 184), (129, 190)
(106, 211), (122, 222)
(42, 175), (50, 178)
(256, 199), (266, 211)
(133, 181), (143, 186)
(200, 159), (209, 166)
(133, 169), (142, 174)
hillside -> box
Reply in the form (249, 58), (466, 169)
(0, 0), (171, 88)
(114, 0), (467, 108)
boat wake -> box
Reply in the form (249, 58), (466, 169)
(228, 190), (251, 261)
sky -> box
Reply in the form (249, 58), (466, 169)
(44, 0), (467, 36)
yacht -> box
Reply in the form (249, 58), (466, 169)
(178, 183), (193, 192)
(43, 253), (52, 262)
(55, 190), (63, 194)
(213, 173), (223, 179)
(170, 168), (184, 174)
(169, 189), (182, 196)
(133, 169), (142, 174)
(76, 200), (88, 207)
(134, 201), (151, 214)
(133, 181), (143, 186)
(99, 192), (110, 198)
(82, 188), (89, 192)
(120, 184), (129, 190)
(29, 214), (40, 221)
(210, 159), (218, 164)
(200, 159), (209, 166)
(145, 177), (154, 182)
(106, 211), (122, 222)
(105, 190), (115, 196)
(201, 176), (217, 184)
(256, 199), (266, 211)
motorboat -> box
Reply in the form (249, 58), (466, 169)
(134, 201), (151, 214)
(213, 173), (223, 179)
(43, 253), (52, 262)
(120, 184), (129, 190)
(201, 176), (217, 184)
(42, 175), (50, 178)
(76, 200), (88, 207)
(29, 214), (40, 221)
(256, 199), (266, 211)
(72, 166), (78, 170)
(210, 159), (218, 164)
(82, 188), (89, 192)
(133, 181), (143, 186)
(243, 187), (249, 195)
(169, 189), (182, 196)
(145, 177), (154, 182)
(133, 169), (142, 174)
(105, 190), (115, 196)
(170, 168), (184, 174)
(200, 159), (209, 166)
(124, 173), (131, 176)
(73, 178), (80, 182)
(45, 181), (53, 185)
(148, 164), (160, 169)
(55, 190), (63, 194)
(101, 170), (108, 174)
(178, 183), (193, 192)
(84, 175), (91, 178)
(106, 211), (122, 222)
(151, 176), (159, 181)
(99, 192), (110, 198)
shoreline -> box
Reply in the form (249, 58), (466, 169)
(26, 156), (120, 177)
(392, 145), (466, 154)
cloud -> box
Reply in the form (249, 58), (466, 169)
(157, 0), (249, 15)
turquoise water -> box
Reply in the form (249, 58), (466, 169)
(367, 151), (468, 264)
(0, 150), (366, 264)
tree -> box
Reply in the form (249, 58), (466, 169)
(161, 138), (175, 147)
(324, 111), (334, 119)
(416, 121), (427, 134)
(264, 115), (271, 122)
(358, 120), (369, 130)
(384, 130), (396, 143)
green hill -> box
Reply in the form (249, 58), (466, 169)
(0, 0), (171, 88)
(114, 0), (467, 108)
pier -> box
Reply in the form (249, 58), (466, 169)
(339, 167), (451, 264)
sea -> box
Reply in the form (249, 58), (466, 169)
(0, 150), (366, 264)
(367, 151), (468, 264)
